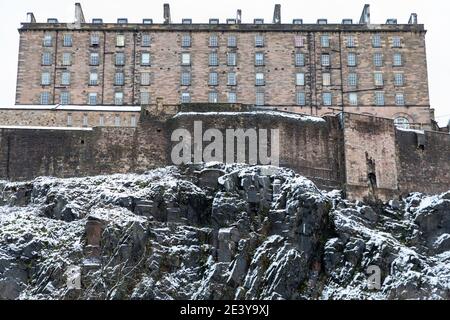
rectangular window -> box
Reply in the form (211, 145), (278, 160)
(349, 93), (358, 106)
(40, 92), (50, 105)
(115, 92), (124, 105)
(89, 72), (98, 86)
(322, 72), (331, 86)
(392, 36), (401, 48)
(295, 53), (305, 67)
(255, 35), (264, 47)
(63, 34), (72, 47)
(322, 92), (332, 106)
(142, 34), (151, 47)
(90, 33), (100, 46)
(373, 53), (383, 67)
(141, 52), (151, 66)
(41, 72), (51, 86)
(209, 72), (218, 86)
(181, 53), (191, 65)
(115, 72), (124, 86)
(61, 71), (71, 85)
(42, 52), (52, 65)
(255, 52), (264, 66)
(141, 72), (151, 86)
(116, 34), (125, 47)
(227, 35), (237, 48)
(374, 72), (384, 86)
(90, 53), (100, 66)
(348, 73), (358, 87)
(67, 113), (73, 126)
(181, 92), (191, 103)
(209, 35), (218, 47)
(181, 72), (191, 86)
(114, 115), (121, 126)
(227, 52), (237, 66)
(140, 92), (150, 105)
(82, 114), (88, 127)
(394, 73), (404, 86)
(62, 52), (72, 66)
(296, 92), (306, 106)
(256, 91), (265, 106)
(372, 34), (381, 48)
(255, 73), (265, 86)
(375, 92), (385, 106)
(321, 54), (330, 67)
(99, 114), (104, 126)
(115, 53), (125, 66)
(393, 53), (403, 66)
(347, 53), (357, 67)
(43, 34), (53, 47)
(130, 115), (137, 127)
(88, 93), (97, 105)
(395, 93), (405, 105)
(209, 52), (218, 66)
(181, 34), (191, 47)
(208, 91), (218, 103)
(294, 36), (304, 48)
(296, 73), (305, 86)
(228, 92), (237, 103)
(320, 35), (330, 47)
(227, 72), (236, 86)
(346, 36), (356, 48)
(60, 92), (70, 105)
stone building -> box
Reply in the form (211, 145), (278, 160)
(5, 3), (434, 129)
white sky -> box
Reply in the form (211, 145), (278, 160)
(0, 0), (448, 126)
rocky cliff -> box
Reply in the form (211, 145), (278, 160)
(0, 164), (449, 300)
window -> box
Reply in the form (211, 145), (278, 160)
(296, 92), (306, 106)
(393, 53), (403, 66)
(295, 53), (305, 67)
(115, 53), (125, 66)
(140, 92), (150, 105)
(89, 72), (98, 86)
(322, 92), (332, 106)
(296, 73), (305, 86)
(373, 53), (383, 67)
(255, 52), (264, 66)
(90, 53), (100, 66)
(349, 93), (358, 106)
(99, 114), (104, 126)
(181, 72), (191, 86)
(375, 92), (385, 106)
(116, 34), (125, 47)
(114, 115), (121, 126)
(322, 72), (331, 86)
(88, 93), (97, 105)
(209, 35), (218, 47)
(395, 93), (405, 105)
(348, 53), (357, 67)
(181, 53), (191, 65)
(374, 72), (384, 86)
(348, 73), (358, 87)
(67, 113), (73, 126)
(90, 33), (100, 46)
(142, 34), (151, 47)
(228, 92), (237, 103)
(294, 36), (304, 48)
(63, 34), (72, 47)
(320, 35), (330, 47)
(115, 72), (124, 86)
(181, 34), (191, 47)
(141, 72), (151, 86)
(181, 92), (191, 103)
(61, 71), (71, 85)
(227, 52), (237, 66)
(60, 92), (70, 105)
(255, 35), (264, 47)
(42, 52), (52, 65)
(372, 34), (381, 48)
(227, 72), (236, 86)
(209, 52), (218, 66)
(208, 91), (218, 103)
(392, 36), (401, 48)
(255, 73), (265, 86)
(227, 35), (237, 47)
(256, 91), (265, 106)
(394, 117), (410, 129)
(130, 115), (137, 127)
(43, 34), (52, 47)
(209, 72), (218, 86)
(346, 36), (356, 48)
(394, 73), (404, 86)
(62, 52), (72, 66)
(115, 92), (124, 105)
(82, 114), (88, 127)
(321, 54), (330, 67)
(41, 72), (51, 86)
(141, 53), (151, 66)
(40, 92), (50, 105)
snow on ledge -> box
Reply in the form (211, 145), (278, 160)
(174, 111), (326, 122)
(0, 125), (93, 131)
(0, 105), (141, 112)
(396, 127), (425, 135)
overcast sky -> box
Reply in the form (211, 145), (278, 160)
(0, 0), (448, 126)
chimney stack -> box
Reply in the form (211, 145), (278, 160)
(236, 9), (242, 24)
(164, 3), (171, 24)
(409, 13), (418, 24)
(273, 4), (281, 24)
(359, 4), (370, 24)
(75, 3), (85, 24)
(26, 12), (36, 23)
